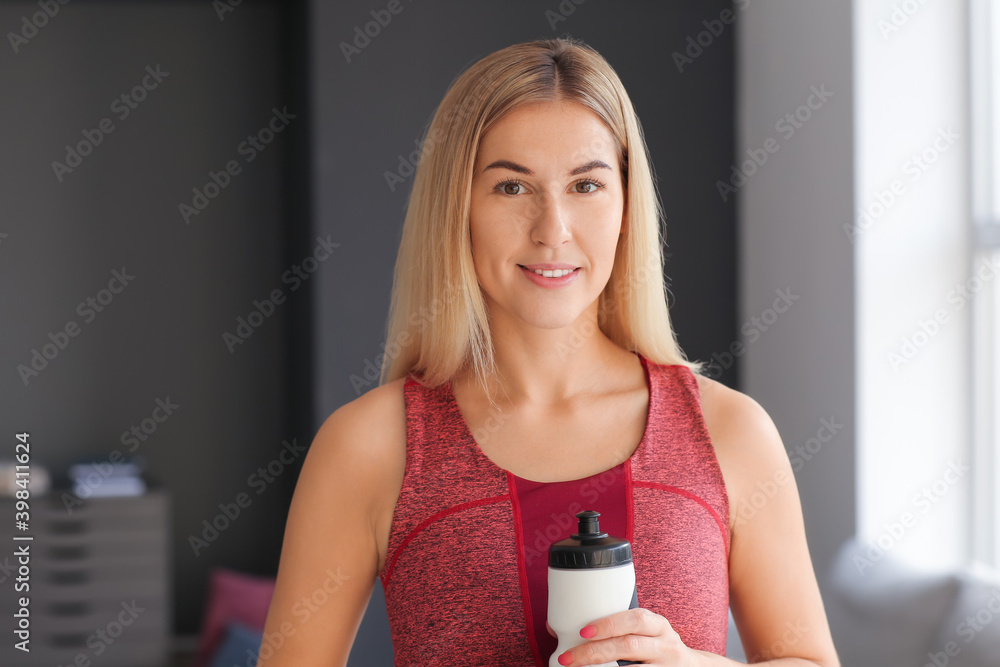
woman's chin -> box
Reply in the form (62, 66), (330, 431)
(515, 309), (593, 332)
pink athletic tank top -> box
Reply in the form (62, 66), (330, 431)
(378, 353), (730, 665)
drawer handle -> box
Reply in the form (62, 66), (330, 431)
(48, 601), (91, 616)
(49, 570), (90, 585)
(50, 545), (89, 560)
(49, 521), (86, 535)
(51, 633), (89, 648)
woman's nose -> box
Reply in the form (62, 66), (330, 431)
(529, 196), (572, 248)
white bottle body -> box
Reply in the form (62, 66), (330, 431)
(547, 562), (636, 667)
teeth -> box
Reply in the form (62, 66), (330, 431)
(530, 268), (574, 278)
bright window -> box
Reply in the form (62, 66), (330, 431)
(970, 0), (1000, 568)
(855, 0), (972, 572)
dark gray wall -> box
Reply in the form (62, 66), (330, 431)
(0, 0), (304, 639)
(311, 2), (738, 663)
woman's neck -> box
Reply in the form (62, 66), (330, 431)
(457, 313), (636, 409)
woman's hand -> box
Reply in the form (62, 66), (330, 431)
(554, 607), (698, 666)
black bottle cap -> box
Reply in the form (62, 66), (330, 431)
(548, 510), (633, 569)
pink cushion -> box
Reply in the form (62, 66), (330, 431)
(194, 568), (276, 667)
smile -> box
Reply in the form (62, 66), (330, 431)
(517, 265), (581, 288)
(527, 267), (574, 278)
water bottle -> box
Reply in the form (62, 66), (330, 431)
(547, 510), (639, 667)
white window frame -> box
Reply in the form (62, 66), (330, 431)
(970, 0), (1000, 569)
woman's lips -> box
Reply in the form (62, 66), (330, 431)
(518, 264), (581, 288)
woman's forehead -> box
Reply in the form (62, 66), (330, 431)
(475, 102), (619, 174)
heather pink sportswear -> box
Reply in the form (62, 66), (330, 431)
(378, 353), (730, 666)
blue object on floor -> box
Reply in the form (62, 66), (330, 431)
(209, 621), (264, 667)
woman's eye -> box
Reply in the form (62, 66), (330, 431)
(493, 179), (524, 196)
(574, 179), (605, 194)
(493, 178), (604, 196)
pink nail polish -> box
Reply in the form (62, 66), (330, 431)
(580, 625), (596, 638)
(558, 650), (574, 665)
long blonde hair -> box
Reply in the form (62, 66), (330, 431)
(379, 36), (702, 392)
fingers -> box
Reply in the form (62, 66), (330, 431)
(554, 609), (682, 667)
(586, 607), (670, 639)
(556, 634), (661, 666)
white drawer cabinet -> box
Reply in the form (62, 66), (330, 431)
(0, 490), (171, 666)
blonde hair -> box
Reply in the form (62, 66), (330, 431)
(379, 36), (702, 392)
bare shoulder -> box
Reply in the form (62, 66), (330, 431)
(692, 373), (791, 527)
(308, 377), (408, 572)
(311, 376), (408, 504)
(317, 377), (407, 457)
(693, 373), (783, 454)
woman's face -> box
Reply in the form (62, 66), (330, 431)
(469, 100), (625, 332)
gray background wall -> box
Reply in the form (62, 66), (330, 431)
(0, 0), (311, 642)
(737, 0), (856, 582)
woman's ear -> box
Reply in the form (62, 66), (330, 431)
(620, 200), (627, 236)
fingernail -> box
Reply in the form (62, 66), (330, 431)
(580, 625), (596, 638)
(558, 650), (574, 665)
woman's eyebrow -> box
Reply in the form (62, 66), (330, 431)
(480, 159), (612, 176)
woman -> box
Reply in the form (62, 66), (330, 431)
(259, 37), (840, 667)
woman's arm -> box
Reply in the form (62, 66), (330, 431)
(256, 380), (406, 667)
(699, 376), (840, 666)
